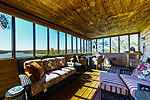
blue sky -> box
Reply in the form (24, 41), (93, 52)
(0, 12), (85, 51)
(0, 12), (11, 50)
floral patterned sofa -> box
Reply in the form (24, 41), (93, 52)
(18, 56), (77, 98)
(100, 61), (150, 100)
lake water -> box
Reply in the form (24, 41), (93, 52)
(0, 52), (34, 58)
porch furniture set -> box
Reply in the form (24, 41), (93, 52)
(16, 54), (103, 99)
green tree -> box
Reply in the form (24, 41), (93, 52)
(111, 37), (118, 53)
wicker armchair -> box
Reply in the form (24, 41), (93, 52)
(70, 55), (88, 70)
(79, 57), (87, 70)
(90, 56), (103, 69)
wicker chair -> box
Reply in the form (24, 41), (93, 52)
(70, 55), (88, 71)
(79, 57), (88, 70)
(91, 56), (103, 70)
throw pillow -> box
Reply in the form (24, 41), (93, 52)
(24, 59), (45, 72)
(56, 57), (66, 68)
(26, 62), (44, 81)
(43, 58), (58, 72)
(131, 62), (150, 82)
(25, 72), (36, 82)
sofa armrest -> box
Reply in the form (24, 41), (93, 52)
(19, 74), (32, 99)
(119, 69), (132, 75)
(19, 74), (32, 86)
(137, 83), (150, 92)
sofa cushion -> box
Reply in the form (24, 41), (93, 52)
(61, 67), (76, 71)
(132, 62), (150, 82)
(61, 67), (76, 75)
(56, 57), (66, 68)
(120, 74), (150, 97)
(45, 72), (60, 82)
(100, 72), (128, 96)
(42, 58), (58, 72)
(51, 70), (68, 81)
(43, 72), (60, 89)
(51, 70), (67, 75)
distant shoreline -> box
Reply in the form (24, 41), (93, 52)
(0, 49), (72, 54)
(0, 50), (46, 54)
(0, 50), (10, 54)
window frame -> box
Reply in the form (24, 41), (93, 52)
(93, 33), (139, 54)
(0, 12), (93, 59)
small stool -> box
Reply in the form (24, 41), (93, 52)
(5, 86), (25, 100)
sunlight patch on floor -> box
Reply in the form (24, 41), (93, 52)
(70, 69), (104, 100)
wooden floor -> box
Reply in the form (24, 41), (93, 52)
(41, 69), (106, 100)
(108, 65), (129, 74)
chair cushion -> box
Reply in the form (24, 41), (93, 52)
(132, 62), (150, 82)
(120, 74), (150, 97)
(56, 57), (66, 68)
(100, 72), (128, 96)
(42, 58), (58, 72)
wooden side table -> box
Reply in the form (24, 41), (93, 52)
(134, 90), (150, 100)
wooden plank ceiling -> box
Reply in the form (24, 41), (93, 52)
(0, 0), (150, 39)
